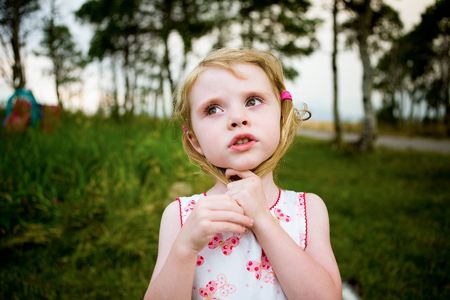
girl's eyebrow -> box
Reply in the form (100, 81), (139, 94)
(194, 97), (222, 114)
(244, 90), (273, 98)
(193, 88), (274, 114)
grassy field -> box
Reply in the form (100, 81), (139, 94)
(1, 114), (449, 299)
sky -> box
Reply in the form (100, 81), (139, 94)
(0, 0), (436, 121)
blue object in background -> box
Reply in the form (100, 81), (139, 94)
(3, 89), (41, 127)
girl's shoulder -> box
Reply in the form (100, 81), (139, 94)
(302, 193), (332, 252)
(282, 190), (327, 212)
(304, 193), (329, 219)
(281, 190), (330, 233)
(169, 193), (206, 227)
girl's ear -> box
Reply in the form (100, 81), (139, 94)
(187, 131), (204, 155)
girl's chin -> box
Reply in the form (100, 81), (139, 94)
(216, 162), (261, 172)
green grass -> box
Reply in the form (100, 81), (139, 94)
(278, 139), (450, 299)
(0, 114), (449, 299)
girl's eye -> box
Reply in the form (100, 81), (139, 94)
(245, 96), (263, 107)
(205, 105), (223, 115)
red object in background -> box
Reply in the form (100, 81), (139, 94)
(40, 105), (61, 133)
(4, 99), (32, 132)
(3, 100), (62, 133)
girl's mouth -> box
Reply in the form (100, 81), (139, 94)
(228, 134), (257, 152)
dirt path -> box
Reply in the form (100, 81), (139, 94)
(298, 128), (450, 154)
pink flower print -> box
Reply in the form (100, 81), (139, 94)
(208, 233), (223, 249)
(207, 233), (240, 255)
(246, 251), (276, 284)
(246, 260), (262, 280)
(216, 274), (237, 297)
(274, 208), (291, 222)
(199, 274), (236, 299)
(199, 280), (218, 299)
(196, 255), (204, 266)
(263, 272), (276, 284)
(184, 199), (197, 214)
(261, 250), (271, 270)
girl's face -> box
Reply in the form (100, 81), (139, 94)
(188, 63), (281, 172)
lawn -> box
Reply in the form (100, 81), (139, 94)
(0, 114), (448, 299)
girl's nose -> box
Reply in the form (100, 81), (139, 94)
(231, 120), (248, 128)
(228, 112), (249, 129)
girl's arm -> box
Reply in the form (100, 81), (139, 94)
(252, 193), (342, 300)
(143, 201), (196, 300)
(226, 170), (341, 300)
(144, 196), (253, 300)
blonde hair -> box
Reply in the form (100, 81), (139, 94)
(175, 48), (309, 184)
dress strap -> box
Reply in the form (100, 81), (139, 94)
(298, 192), (308, 249)
(177, 193), (206, 226)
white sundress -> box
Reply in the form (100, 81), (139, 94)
(177, 189), (308, 300)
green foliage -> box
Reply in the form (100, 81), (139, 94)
(1, 115), (449, 299)
(341, 0), (403, 51)
(0, 113), (196, 299)
(278, 138), (450, 299)
(37, 10), (85, 106)
(0, 0), (40, 88)
(213, 0), (321, 79)
(75, 0), (320, 115)
(375, 0), (450, 129)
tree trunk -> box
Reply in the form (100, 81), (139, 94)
(163, 36), (174, 111)
(153, 91), (158, 118)
(356, 1), (376, 151)
(55, 76), (63, 108)
(11, 6), (25, 89)
(111, 56), (120, 118)
(160, 73), (167, 118)
(408, 90), (415, 122)
(358, 42), (377, 150)
(332, 0), (343, 146)
(123, 42), (131, 114)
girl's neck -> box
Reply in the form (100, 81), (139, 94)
(207, 171), (279, 208)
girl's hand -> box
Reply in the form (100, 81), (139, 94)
(177, 195), (254, 254)
(225, 169), (271, 223)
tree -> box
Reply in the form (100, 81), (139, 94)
(75, 0), (320, 118)
(76, 0), (212, 116)
(332, 0), (343, 145)
(37, 0), (85, 108)
(76, 0), (143, 116)
(0, 0), (39, 89)
(410, 0), (450, 133)
(375, 0), (450, 134)
(342, 0), (402, 150)
(212, 0), (320, 81)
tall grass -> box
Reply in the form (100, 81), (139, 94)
(277, 139), (450, 299)
(0, 114), (448, 299)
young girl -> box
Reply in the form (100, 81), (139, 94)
(144, 48), (341, 299)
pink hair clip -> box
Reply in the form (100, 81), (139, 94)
(280, 90), (292, 101)
(182, 124), (189, 134)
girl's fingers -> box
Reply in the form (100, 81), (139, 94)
(208, 221), (248, 234)
(200, 196), (244, 214)
(226, 170), (258, 191)
(225, 168), (255, 180)
(208, 211), (253, 227)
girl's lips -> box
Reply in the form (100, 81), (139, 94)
(229, 140), (256, 152)
(228, 133), (258, 152)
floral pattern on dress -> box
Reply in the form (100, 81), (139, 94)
(199, 274), (236, 299)
(178, 191), (306, 299)
(208, 233), (241, 256)
(297, 192), (307, 249)
(273, 208), (291, 222)
(246, 250), (276, 284)
(184, 199), (197, 214)
(197, 255), (205, 266)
